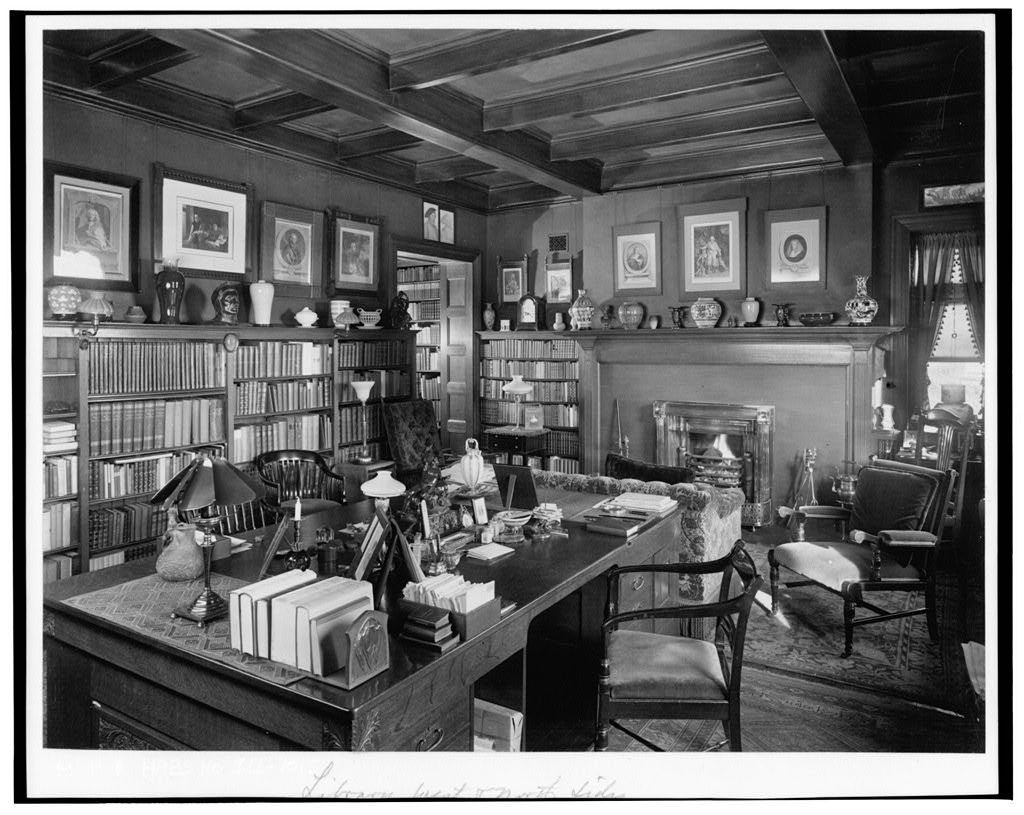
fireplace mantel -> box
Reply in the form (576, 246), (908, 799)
(573, 326), (903, 477)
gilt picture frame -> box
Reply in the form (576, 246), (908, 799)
(329, 210), (380, 294)
(44, 161), (140, 291)
(764, 206), (827, 289)
(612, 222), (661, 297)
(259, 201), (324, 297)
(153, 163), (253, 279)
(678, 198), (746, 293)
(498, 255), (528, 306)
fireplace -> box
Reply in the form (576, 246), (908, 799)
(653, 400), (775, 527)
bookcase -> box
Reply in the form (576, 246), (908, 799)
(398, 264), (442, 421)
(477, 332), (581, 473)
(334, 329), (416, 463)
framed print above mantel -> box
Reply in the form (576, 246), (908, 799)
(612, 222), (662, 297)
(498, 255), (528, 306)
(153, 163), (253, 279)
(678, 198), (746, 293)
(329, 210), (381, 294)
(44, 162), (140, 291)
(764, 206), (827, 289)
(259, 201), (324, 297)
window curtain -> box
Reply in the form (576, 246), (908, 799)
(910, 233), (956, 413)
(955, 232), (985, 356)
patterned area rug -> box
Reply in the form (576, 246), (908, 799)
(742, 538), (949, 708)
(62, 572), (308, 686)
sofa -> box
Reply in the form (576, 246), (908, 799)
(532, 469), (745, 606)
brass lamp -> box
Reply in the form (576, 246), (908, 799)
(350, 380), (375, 463)
(501, 374), (534, 429)
(151, 454), (264, 626)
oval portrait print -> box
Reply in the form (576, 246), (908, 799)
(623, 241), (650, 275)
(278, 227), (307, 268)
(781, 234), (807, 263)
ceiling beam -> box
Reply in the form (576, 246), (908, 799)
(415, 156), (496, 184)
(88, 34), (195, 91)
(388, 29), (638, 91)
(334, 130), (424, 160)
(488, 183), (576, 211)
(151, 28), (602, 198)
(234, 92), (334, 132)
(482, 44), (782, 131)
(760, 30), (875, 165)
(550, 96), (810, 160)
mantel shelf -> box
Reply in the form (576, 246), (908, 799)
(572, 325), (903, 351)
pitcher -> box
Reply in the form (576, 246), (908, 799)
(460, 438), (484, 491)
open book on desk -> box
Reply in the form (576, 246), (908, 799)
(566, 493), (679, 538)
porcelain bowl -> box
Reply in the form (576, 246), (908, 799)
(798, 311), (835, 327)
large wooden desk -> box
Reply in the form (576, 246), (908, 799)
(43, 492), (678, 752)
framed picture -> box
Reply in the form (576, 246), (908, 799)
(545, 262), (572, 304)
(612, 222), (661, 296)
(498, 255), (528, 306)
(439, 208), (455, 244)
(764, 206), (827, 289)
(921, 182), (984, 208)
(330, 210), (380, 293)
(153, 163), (253, 279)
(259, 201), (324, 297)
(44, 162), (140, 291)
(678, 198), (746, 293)
(523, 403), (544, 431)
(422, 201), (439, 241)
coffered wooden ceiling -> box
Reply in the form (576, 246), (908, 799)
(42, 26), (985, 213)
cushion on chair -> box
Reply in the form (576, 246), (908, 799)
(850, 466), (938, 536)
(772, 540), (923, 591)
(607, 629), (727, 700)
(604, 453), (694, 485)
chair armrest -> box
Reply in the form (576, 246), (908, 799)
(849, 529), (879, 545)
(878, 530), (938, 548)
(799, 505), (851, 520)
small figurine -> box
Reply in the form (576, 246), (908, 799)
(389, 291), (412, 330)
(772, 303), (791, 327)
(210, 282), (242, 325)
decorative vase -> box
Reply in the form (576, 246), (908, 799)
(617, 302), (644, 330)
(249, 279), (275, 326)
(552, 312), (566, 332)
(483, 302), (496, 331)
(294, 306), (318, 327)
(357, 308), (382, 328)
(568, 288), (595, 330)
(47, 284), (81, 320)
(155, 511), (203, 582)
(669, 305), (686, 329)
(690, 297), (722, 328)
(124, 305), (147, 324)
(459, 438), (485, 492)
(845, 276), (879, 325)
(740, 297), (760, 326)
(156, 263), (186, 324)
(772, 303), (792, 327)
(647, 315), (660, 330)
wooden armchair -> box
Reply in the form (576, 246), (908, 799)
(595, 541), (762, 752)
(255, 449), (346, 516)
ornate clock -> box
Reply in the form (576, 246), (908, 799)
(516, 293), (541, 330)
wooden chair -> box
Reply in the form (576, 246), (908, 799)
(255, 449), (346, 515)
(381, 399), (454, 486)
(770, 459), (954, 658)
(595, 541), (762, 752)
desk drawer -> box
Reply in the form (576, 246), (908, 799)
(370, 688), (473, 751)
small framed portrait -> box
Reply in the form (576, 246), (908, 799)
(523, 403), (544, 431)
(516, 293), (542, 331)
(423, 201), (440, 241)
(764, 207), (827, 289)
(471, 496), (489, 525)
(153, 163), (253, 279)
(44, 162), (140, 291)
(612, 222), (662, 297)
(259, 201), (324, 297)
(439, 208), (455, 244)
(498, 255), (527, 306)
(330, 210), (380, 293)
(499, 319), (512, 332)
(678, 198), (746, 293)
(545, 262), (572, 304)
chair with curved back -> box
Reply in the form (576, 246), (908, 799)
(770, 458), (954, 658)
(595, 541), (762, 752)
(255, 449), (346, 516)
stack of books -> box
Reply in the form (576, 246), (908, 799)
(576, 492), (679, 538)
(399, 601), (459, 654)
(43, 420), (78, 454)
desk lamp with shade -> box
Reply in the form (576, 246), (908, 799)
(359, 470), (411, 611)
(350, 380), (375, 463)
(150, 454), (264, 626)
(501, 374), (534, 430)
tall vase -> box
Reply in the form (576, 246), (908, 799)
(568, 289), (595, 330)
(482, 302), (496, 331)
(250, 279), (275, 326)
(155, 263), (185, 324)
(740, 297), (760, 326)
(845, 276), (879, 325)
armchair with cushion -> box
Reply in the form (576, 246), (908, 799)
(595, 541), (762, 752)
(769, 459), (954, 657)
(254, 449), (347, 516)
(381, 399), (455, 487)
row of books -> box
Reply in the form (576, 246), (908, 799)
(478, 378), (578, 402)
(336, 403), (383, 446)
(231, 415), (329, 464)
(336, 339), (409, 368)
(396, 264), (440, 284)
(43, 500), (79, 551)
(88, 398), (225, 456)
(417, 374), (442, 401)
(337, 440), (387, 462)
(545, 429), (581, 459)
(478, 359), (579, 379)
(43, 552), (78, 582)
(89, 340), (225, 395)
(88, 449), (203, 501)
(44, 454), (78, 499)
(235, 341), (331, 379)
(88, 502), (169, 551)
(416, 348), (439, 371)
(415, 323), (440, 345)
(487, 452), (579, 473)
(544, 455), (580, 474)
(86, 541), (156, 573)
(481, 338), (578, 359)
(396, 280), (441, 300)
(408, 300), (440, 321)
(235, 378), (332, 416)
(229, 572), (375, 676)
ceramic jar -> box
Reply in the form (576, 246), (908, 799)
(845, 276), (879, 325)
(483, 302), (496, 331)
(690, 297), (722, 328)
(617, 302), (644, 330)
(47, 284), (81, 320)
(156, 263), (186, 324)
(568, 289), (596, 330)
(249, 280), (275, 326)
(155, 512), (203, 581)
(295, 306), (318, 327)
(459, 438), (485, 491)
(357, 308), (382, 328)
(552, 312), (566, 331)
(740, 297), (760, 326)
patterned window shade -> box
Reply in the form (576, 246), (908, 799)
(929, 249), (981, 360)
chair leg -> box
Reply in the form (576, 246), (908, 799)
(595, 659), (610, 752)
(727, 709), (742, 752)
(842, 587), (858, 658)
(767, 550), (780, 614)
(925, 577), (939, 642)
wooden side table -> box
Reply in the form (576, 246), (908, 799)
(483, 426), (550, 458)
